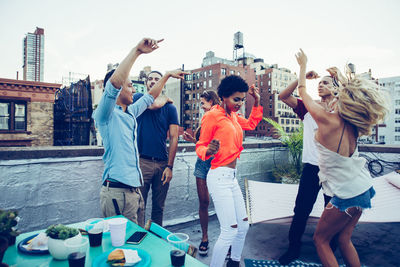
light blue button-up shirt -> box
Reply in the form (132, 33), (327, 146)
(93, 80), (154, 187)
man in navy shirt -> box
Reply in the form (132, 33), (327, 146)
(133, 70), (180, 226)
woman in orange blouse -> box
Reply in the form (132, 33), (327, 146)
(196, 75), (263, 267)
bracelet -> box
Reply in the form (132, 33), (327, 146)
(298, 85), (306, 89)
(166, 165), (173, 170)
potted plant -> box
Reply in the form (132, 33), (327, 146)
(264, 118), (303, 183)
(45, 224), (80, 260)
(0, 209), (20, 246)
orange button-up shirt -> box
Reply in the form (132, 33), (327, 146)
(196, 105), (263, 169)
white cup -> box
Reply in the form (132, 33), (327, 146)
(64, 235), (89, 255)
(107, 218), (128, 247)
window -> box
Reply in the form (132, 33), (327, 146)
(396, 109), (400, 114)
(395, 127), (400, 132)
(0, 100), (27, 132)
(204, 71), (207, 78)
(395, 118), (400, 123)
(396, 100), (400, 105)
(203, 82), (206, 89)
(230, 70), (235, 75)
(268, 80), (271, 86)
(221, 68), (226, 75)
(395, 136), (400, 141)
(281, 119), (284, 124)
(209, 69), (212, 77)
(208, 80), (212, 88)
(237, 72), (240, 76)
(260, 81), (263, 86)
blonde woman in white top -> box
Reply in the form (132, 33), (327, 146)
(295, 49), (388, 267)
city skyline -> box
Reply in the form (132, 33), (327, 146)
(0, 0), (399, 96)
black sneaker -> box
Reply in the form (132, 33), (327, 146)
(278, 247), (300, 265)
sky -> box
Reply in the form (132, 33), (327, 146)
(1, 0), (399, 98)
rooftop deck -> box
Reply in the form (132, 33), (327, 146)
(1, 142), (399, 266)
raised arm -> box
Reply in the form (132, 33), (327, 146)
(94, 38), (162, 124)
(295, 49), (331, 125)
(110, 38), (163, 89)
(279, 70), (319, 109)
(148, 95), (173, 110)
(147, 69), (189, 99)
(237, 85), (263, 130)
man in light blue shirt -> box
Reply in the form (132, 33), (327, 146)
(93, 38), (186, 226)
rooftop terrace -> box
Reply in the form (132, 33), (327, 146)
(1, 141), (399, 266)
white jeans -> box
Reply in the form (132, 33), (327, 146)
(207, 167), (249, 267)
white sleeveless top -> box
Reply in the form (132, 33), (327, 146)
(315, 140), (372, 199)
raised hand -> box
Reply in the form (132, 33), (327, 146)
(206, 139), (220, 156)
(248, 84), (260, 100)
(166, 70), (190, 80)
(306, 70), (319, 80)
(295, 48), (307, 67)
(136, 38), (164, 54)
(248, 84), (260, 106)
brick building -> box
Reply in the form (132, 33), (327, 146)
(0, 78), (60, 146)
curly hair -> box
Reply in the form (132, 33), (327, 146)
(336, 76), (388, 137)
(217, 75), (249, 99)
(200, 90), (220, 106)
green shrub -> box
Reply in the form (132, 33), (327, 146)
(45, 224), (79, 240)
(264, 117), (303, 183)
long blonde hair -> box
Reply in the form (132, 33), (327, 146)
(331, 68), (388, 136)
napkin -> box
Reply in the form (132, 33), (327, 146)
(121, 249), (142, 266)
(23, 232), (48, 251)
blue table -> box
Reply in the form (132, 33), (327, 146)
(3, 216), (207, 267)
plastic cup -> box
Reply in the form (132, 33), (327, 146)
(64, 237), (88, 267)
(167, 233), (189, 252)
(67, 252), (86, 267)
(87, 228), (103, 247)
(107, 218), (128, 247)
(170, 249), (186, 267)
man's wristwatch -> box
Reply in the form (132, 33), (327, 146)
(166, 165), (173, 170)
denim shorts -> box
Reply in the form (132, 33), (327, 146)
(193, 157), (212, 179)
(330, 187), (376, 212)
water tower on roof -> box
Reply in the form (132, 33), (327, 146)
(233, 31), (245, 63)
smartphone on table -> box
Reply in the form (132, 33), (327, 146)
(126, 231), (148, 244)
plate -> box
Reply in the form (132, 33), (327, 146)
(17, 233), (49, 255)
(92, 247), (151, 267)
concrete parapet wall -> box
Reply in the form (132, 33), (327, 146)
(0, 142), (398, 232)
(0, 142), (286, 232)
